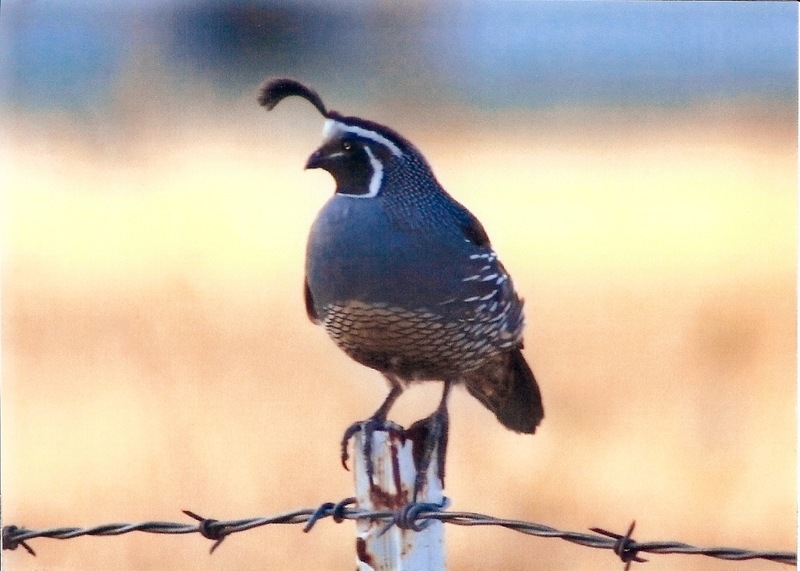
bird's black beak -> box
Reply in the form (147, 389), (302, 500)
(305, 148), (326, 170)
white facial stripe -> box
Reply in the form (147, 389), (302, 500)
(323, 119), (403, 158)
(363, 146), (383, 198)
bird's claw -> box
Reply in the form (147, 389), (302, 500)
(406, 409), (449, 501)
(340, 411), (448, 499)
(340, 418), (403, 480)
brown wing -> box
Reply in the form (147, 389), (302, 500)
(464, 348), (543, 434)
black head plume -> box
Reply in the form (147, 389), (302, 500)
(259, 78), (328, 117)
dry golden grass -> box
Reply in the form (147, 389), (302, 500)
(3, 101), (796, 570)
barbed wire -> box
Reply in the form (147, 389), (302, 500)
(3, 497), (795, 568)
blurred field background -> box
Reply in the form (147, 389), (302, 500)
(1, 2), (797, 570)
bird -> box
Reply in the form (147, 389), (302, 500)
(259, 78), (543, 483)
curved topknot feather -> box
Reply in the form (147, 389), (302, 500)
(259, 78), (328, 117)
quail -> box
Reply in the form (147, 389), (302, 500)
(259, 78), (543, 481)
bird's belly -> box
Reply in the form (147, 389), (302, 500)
(321, 300), (509, 382)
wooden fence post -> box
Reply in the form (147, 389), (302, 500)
(352, 425), (446, 571)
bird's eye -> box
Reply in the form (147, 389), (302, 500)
(341, 140), (354, 152)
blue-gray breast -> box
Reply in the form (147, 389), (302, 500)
(260, 78), (543, 434)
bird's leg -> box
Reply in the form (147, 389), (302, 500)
(340, 378), (403, 477)
(406, 380), (452, 501)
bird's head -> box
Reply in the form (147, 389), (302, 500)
(260, 78), (422, 198)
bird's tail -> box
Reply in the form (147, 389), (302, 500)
(464, 348), (544, 433)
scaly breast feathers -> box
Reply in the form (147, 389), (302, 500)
(321, 300), (521, 382)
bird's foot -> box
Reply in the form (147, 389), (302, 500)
(405, 409), (449, 502)
(340, 417), (403, 481)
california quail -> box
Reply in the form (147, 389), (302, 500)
(259, 78), (543, 476)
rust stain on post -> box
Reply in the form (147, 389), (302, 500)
(368, 430), (410, 510)
(353, 425), (446, 571)
(356, 537), (373, 567)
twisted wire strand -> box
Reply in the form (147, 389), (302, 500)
(3, 500), (796, 566)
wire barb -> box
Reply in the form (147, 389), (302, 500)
(2, 525), (37, 556)
(591, 521), (648, 570)
(2, 502), (795, 567)
(182, 510), (228, 554)
(303, 497), (356, 533)
(381, 497), (451, 536)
